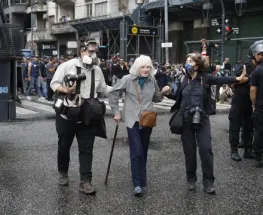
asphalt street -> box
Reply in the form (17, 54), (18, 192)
(0, 113), (262, 215)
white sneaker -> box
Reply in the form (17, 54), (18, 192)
(27, 96), (32, 100)
(38, 97), (45, 101)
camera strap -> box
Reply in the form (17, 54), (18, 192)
(76, 66), (82, 94)
(90, 69), (95, 99)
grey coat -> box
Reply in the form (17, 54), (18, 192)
(108, 74), (164, 128)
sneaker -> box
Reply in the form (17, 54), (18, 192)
(59, 172), (69, 186)
(187, 182), (197, 191)
(134, 186), (143, 196)
(27, 96), (32, 100)
(230, 152), (241, 161)
(38, 97), (45, 101)
(203, 186), (216, 195)
(79, 181), (96, 194)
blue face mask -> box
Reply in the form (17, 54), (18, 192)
(185, 63), (195, 75)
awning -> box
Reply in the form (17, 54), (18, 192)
(70, 15), (135, 34)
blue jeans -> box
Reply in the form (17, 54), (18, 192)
(127, 122), (152, 187)
(40, 78), (47, 97)
(22, 79), (29, 95)
(27, 76), (41, 97)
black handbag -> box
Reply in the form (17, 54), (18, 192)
(82, 69), (106, 126)
(169, 86), (190, 135)
(169, 109), (184, 135)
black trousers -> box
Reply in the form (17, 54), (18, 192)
(55, 114), (95, 181)
(228, 95), (253, 152)
(47, 79), (54, 100)
(253, 106), (263, 154)
(181, 116), (215, 187)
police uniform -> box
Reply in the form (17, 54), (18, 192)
(250, 62), (263, 165)
(229, 61), (255, 161)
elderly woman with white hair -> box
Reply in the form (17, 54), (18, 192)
(108, 55), (170, 196)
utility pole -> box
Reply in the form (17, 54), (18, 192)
(220, 0), (225, 64)
(164, 0), (169, 64)
(31, 0), (34, 50)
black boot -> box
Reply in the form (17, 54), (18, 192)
(254, 153), (263, 168)
(231, 150), (241, 161)
(244, 148), (255, 159)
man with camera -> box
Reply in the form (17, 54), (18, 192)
(50, 37), (111, 194)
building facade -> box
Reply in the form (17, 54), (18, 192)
(22, 0), (139, 57)
(143, 0), (263, 64)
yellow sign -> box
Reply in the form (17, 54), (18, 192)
(131, 27), (138, 35)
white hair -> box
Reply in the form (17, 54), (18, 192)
(129, 55), (155, 76)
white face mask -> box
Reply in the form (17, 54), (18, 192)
(82, 55), (93, 65)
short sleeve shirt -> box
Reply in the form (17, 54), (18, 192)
(46, 63), (56, 79)
(250, 62), (263, 101)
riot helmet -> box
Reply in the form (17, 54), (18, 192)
(248, 40), (263, 59)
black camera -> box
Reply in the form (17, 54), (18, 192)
(190, 107), (202, 129)
(64, 73), (86, 87)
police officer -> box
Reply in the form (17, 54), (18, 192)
(228, 47), (257, 161)
(249, 40), (263, 167)
(50, 37), (111, 194)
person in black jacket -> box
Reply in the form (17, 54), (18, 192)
(167, 53), (245, 195)
(229, 60), (256, 161)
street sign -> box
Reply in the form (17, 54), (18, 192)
(216, 28), (221, 34)
(161, 42), (173, 48)
(232, 27), (240, 34)
(128, 26), (158, 36)
(67, 41), (77, 48)
(211, 19), (219, 26)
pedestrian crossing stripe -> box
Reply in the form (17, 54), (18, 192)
(17, 99), (175, 115)
(16, 106), (38, 115)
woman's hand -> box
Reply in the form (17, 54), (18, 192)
(162, 86), (171, 95)
(236, 73), (247, 83)
(113, 114), (121, 124)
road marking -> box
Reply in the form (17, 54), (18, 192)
(21, 101), (55, 113)
(16, 107), (38, 115)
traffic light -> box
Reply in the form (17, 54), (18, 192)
(225, 25), (233, 40)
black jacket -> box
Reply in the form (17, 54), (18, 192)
(168, 73), (237, 114)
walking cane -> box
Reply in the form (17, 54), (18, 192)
(104, 123), (119, 185)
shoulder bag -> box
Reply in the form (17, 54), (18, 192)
(134, 81), (157, 128)
(82, 69), (106, 126)
(169, 82), (190, 135)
